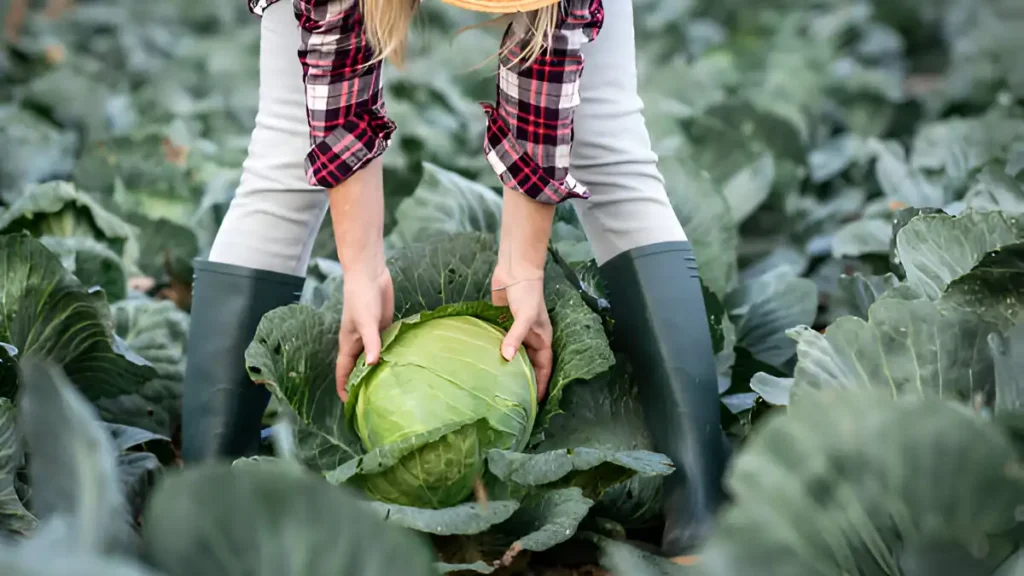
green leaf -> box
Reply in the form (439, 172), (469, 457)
(435, 562), (495, 575)
(831, 218), (891, 258)
(989, 323), (1024, 432)
(722, 152), (775, 224)
(749, 373), (793, 406)
(0, 234), (165, 433)
(532, 364), (664, 527)
(245, 304), (360, 474)
(836, 272), (900, 320)
(0, 181), (138, 258)
(386, 163), (502, 249)
(124, 214), (199, 285)
(16, 358), (134, 555)
(701, 390), (1023, 576)
(142, 463), (439, 576)
(38, 236), (127, 302)
(725, 267), (818, 367)
(788, 297), (998, 405)
(366, 499), (521, 536)
(486, 448), (672, 497)
(808, 133), (865, 184)
(483, 487), (595, 568)
(585, 533), (696, 576)
(963, 165), (1024, 213)
(869, 139), (947, 207)
(910, 112), (1024, 185)
(0, 399), (37, 536)
(0, 552), (159, 576)
(661, 158), (738, 298)
(111, 298), (190, 436)
(0, 106), (78, 203)
(538, 261), (616, 432)
(388, 233), (498, 320)
(942, 241), (1024, 331)
(895, 211), (1024, 299)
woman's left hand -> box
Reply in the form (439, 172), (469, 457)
(491, 267), (553, 401)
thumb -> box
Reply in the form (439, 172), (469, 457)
(501, 319), (530, 362)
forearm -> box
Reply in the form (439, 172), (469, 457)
(497, 186), (555, 280)
(330, 157), (386, 276)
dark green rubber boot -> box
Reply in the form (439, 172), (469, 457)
(599, 241), (727, 557)
(181, 260), (305, 463)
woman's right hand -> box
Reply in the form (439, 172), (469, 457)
(336, 265), (394, 401)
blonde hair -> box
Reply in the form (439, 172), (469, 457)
(360, 0), (561, 69)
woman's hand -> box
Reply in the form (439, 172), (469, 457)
(336, 265), (394, 401)
(327, 157), (393, 400)
(493, 187), (558, 400)
(491, 267), (552, 400)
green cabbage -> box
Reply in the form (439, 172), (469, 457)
(346, 313), (537, 509)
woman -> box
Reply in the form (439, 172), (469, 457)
(181, 0), (726, 560)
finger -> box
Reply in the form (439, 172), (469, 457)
(526, 344), (553, 401)
(336, 321), (366, 400)
(501, 318), (531, 362)
(335, 343), (357, 402)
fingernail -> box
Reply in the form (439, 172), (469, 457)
(502, 346), (514, 361)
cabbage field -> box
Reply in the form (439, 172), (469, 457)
(1, 0), (1023, 574)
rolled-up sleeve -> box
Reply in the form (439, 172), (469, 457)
(293, 0), (396, 189)
(481, 0), (604, 205)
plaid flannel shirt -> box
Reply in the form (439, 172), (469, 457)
(249, 0), (604, 204)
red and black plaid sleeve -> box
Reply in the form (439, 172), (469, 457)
(482, 0), (604, 205)
(287, 0), (396, 189)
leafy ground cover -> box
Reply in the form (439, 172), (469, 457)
(0, 0), (1022, 574)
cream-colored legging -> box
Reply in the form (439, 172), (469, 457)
(209, 0), (686, 276)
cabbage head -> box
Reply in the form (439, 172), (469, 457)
(345, 311), (537, 509)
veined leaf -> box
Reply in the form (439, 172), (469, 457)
(0, 399), (37, 536)
(701, 389), (1024, 576)
(16, 358), (134, 555)
(142, 462), (438, 576)
(0, 234), (166, 433)
(895, 210), (1024, 300)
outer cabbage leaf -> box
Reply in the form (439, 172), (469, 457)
(0, 399), (37, 536)
(0, 106), (77, 203)
(788, 299), (997, 405)
(0, 552), (159, 576)
(0, 234), (167, 434)
(39, 236), (127, 302)
(989, 323), (1024, 439)
(385, 162), (502, 249)
(701, 390), (1023, 576)
(125, 214), (199, 287)
(585, 533), (697, 576)
(790, 231), (1024, 408)
(0, 181), (138, 259)
(16, 358), (135, 555)
(895, 211), (1024, 300)
(724, 266), (818, 367)
(432, 488), (596, 572)
(142, 462), (439, 576)
(660, 158), (738, 298)
(365, 498), (520, 537)
(245, 304), (361, 474)
(503, 362), (671, 528)
(111, 298), (191, 435)
(942, 242), (1024, 331)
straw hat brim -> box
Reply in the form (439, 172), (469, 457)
(438, 0), (560, 13)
